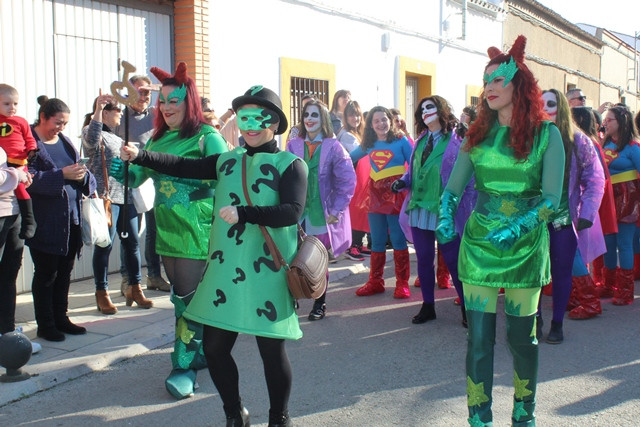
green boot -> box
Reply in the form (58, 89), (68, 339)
(466, 310), (497, 427)
(506, 314), (539, 426)
(165, 293), (208, 399)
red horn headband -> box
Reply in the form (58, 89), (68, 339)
(150, 62), (190, 85)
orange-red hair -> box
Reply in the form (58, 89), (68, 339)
(465, 35), (546, 160)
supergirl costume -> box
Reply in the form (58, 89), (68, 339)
(350, 135), (413, 298)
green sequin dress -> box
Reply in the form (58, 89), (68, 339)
(184, 148), (305, 340)
(459, 122), (554, 288)
(129, 125), (228, 260)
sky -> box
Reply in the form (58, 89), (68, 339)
(537, 0), (638, 37)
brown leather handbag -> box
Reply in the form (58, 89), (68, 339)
(242, 154), (328, 299)
(100, 140), (113, 227)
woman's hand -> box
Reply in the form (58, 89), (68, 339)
(95, 90), (116, 113)
(62, 163), (87, 182)
(219, 205), (239, 224)
(120, 143), (140, 161)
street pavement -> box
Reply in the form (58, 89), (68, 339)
(1, 250), (639, 426)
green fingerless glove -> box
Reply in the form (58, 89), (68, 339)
(109, 157), (127, 184)
(436, 190), (460, 244)
(485, 198), (555, 251)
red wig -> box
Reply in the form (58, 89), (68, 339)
(465, 35), (546, 160)
(149, 62), (206, 141)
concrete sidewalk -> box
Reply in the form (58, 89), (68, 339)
(1, 254), (373, 407)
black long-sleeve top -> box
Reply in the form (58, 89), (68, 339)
(132, 139), (307, 228)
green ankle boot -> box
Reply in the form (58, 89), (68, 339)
(466, 310), (497, 426)
(506, 313), (539, 426)
(166, 293), (207, 399)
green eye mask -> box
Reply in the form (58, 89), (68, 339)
(483, 56), (518, 87)
(158, 85), (187, 105)
(237, 107), (278, 131)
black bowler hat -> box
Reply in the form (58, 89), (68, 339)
(232, 85), (288, 135)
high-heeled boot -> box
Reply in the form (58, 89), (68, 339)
(506, 313), (539, 426)
(613, 268), (635, 305)
(393, 248), (410, 298)
(95, 289), (117, 314)
(225, 405), (250, 427)
(466, 310), (497, 426)
(568, 275), (602, 319)
(166, 293), (207, 399)
(436, 249), (452, 289)
(599, 266), (617, 298)
(125, 283), (153, 308)
(355, 251), (386, 296)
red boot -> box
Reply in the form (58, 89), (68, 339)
(542, 281), (553, 296)
(436, 250), (452, 289)
(634, 254), (640, 280)
(568, 275), (602, 319)
(414, 277), (421, 287)
(599, 267), (617, 298)
(613, 268), (635, 305)
(566, 278), (580, 311)
(592, 255), (604, 287)
(356, 251), (386, 296)
(393, 249), (411, 299)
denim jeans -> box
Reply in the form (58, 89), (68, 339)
(120, 208), (161, 278)
(0, 214), (24, 333)
(93, 203), (141, 290)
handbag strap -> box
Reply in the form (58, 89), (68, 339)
(101, 139), (110, 197)
(241, 154), (290, 271)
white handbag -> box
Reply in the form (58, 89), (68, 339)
(81, 193), (112, 248)
(132, 178), (155, 213)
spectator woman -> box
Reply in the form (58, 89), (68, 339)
(329, 89), (351, 134)
(27, 97), (96, 341)
(350, 106), (413, 299)
(286, 99), (355, 321)
(111, 62), (229, 399)
(436, 35), (565, 425)
(82, 92), (150, 314)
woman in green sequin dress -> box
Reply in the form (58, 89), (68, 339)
(436, 36), (565, 426)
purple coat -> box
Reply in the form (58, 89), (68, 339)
(569, 132), (606, 263)
(287, 137), (356, 256)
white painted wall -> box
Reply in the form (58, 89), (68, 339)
(208, 0), (503, 119)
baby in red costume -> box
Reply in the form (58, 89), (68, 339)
(0, 84), (37, 238)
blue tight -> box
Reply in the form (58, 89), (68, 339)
(604, 222), (637, 269)
(367, 213), (407, 252)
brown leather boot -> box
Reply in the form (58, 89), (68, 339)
(125, 284), (153, 309)
(95, 290), (118, 315)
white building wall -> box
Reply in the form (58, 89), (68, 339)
(0, 0), (172, 292)
(208, 0), (503, 120)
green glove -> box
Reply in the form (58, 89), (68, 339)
(109, 157), (127, 184)
(485, 198), (555, 250)
(436, 190), (460, 245)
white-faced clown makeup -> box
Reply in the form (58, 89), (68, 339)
(303, 105), (322, 135)
(422, 100), (438, 126)
(542, 92), (558, 122)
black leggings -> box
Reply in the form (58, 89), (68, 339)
(202, 325), (292, 416)
(161, 256), (205, 297)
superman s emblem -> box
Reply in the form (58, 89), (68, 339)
(370, 150), (394, 170)
(0, 122), (14, 138)
(603, 148), (618, 165)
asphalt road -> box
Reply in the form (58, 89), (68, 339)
(1, 257), (639, 426)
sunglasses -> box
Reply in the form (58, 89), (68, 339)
(571, 96), (587, 102)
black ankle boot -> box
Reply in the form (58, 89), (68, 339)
(37, 325), (65, 342)
(535, 315), (543, 340)
(546, 320), (564, 344)
(226, 406), (250, 427)
(55, 316), (87, 335)
(308, 301), (326, 321)
(412, 302), (436, 324)
(268, 410), (292, 427)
